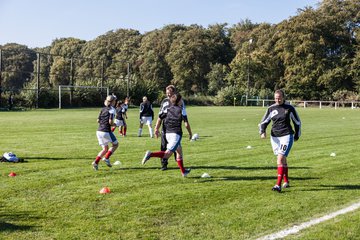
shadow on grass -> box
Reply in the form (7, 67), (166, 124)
(300, 184), (360, 191)
(191, 176), (319, 182)
(22, 156), (69, 161)
(191, 165), (311, 170)
(0, 222), (34, 231)
(0, 209), (38, 232)
(323, 185), (360, 190)
(113, 165), (311, 172)
(114, 166), (161, 171)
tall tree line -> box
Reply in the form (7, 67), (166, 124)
(0, 0), (359, 107)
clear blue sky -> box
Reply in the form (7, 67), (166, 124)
(0, 0), (319, 48)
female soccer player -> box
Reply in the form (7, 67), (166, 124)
(155, 85), (190, 170)
(111, 100), (127, 136)
(142, 93), (192, 177)
(92, 95), (118, 170)
(138, 96), (154, 138)
(259, 89), (301, 192)
(120, 97), (129, 136)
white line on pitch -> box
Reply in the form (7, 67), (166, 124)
(257, 200), (360, 240)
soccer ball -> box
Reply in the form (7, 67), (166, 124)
(191, 133), (199, 141)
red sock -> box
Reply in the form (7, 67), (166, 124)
(150, 151), (165, 158)
(111, 127), (116, 132)
(283, 165), (289, 183)
(105, 150), (113, 159)
(177, 159), (185, 174)
(276, 166), (284, 186)
(123, 126), (127, 135)
(95, 156), (101, 164)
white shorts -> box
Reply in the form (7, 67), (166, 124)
(96, 131), (118, 147)
(114, 119), (125, 127)
(165, 133), (182, 152)
(140, 116), (152, 125)
(270, 134), (294, 157)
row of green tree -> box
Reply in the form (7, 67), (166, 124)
(0, 0), (359, 107)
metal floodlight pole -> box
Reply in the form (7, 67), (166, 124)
(246, 38), (253, 106)
(126, 63), (130, 97)
(36, 53), (40, 108)
(59, 85), (61, 109)
(70, 57), (74, 105)
(101, 60), (105, 89)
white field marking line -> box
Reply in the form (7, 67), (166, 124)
(257, 200), (360, 240)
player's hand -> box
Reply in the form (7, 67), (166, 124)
(260, 133), (266, 139)
(294, 135), (299, 141)
(154, 129), (160, 138)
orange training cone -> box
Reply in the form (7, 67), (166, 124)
(99, 187), (111, 194)
(8, 172), (17, 177)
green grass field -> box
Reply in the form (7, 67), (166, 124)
(1, 106), (360, 239)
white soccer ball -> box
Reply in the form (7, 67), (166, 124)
(201, 172), (211, 178)
(113, 160), (121, 165)
(191, 133), (199, 141)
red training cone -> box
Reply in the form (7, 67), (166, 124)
(99, 187), (111, 194)
(8, 172), (17, 177)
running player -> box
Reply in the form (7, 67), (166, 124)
(155, 85), (191, 170)
(142, 93), (192, 177)
(112, 100), (126, 136)
(92, 95), (118, 170)
(259, 89), (301, 192)
(120, 97), (129, 136)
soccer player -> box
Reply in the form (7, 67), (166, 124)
(155, 85), (191, 170)
(138, 96), (154, 137)
(142, 93), (192, 177)
(258, 89), (301, 192)
(120, 97), (129, 136)
(111, 100), (127, 136)
(92, 95), (118, 170)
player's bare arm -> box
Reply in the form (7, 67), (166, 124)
(184, 121), (192, 140)
(154, 118), (162, 138)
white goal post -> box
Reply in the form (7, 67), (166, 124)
(58, 85), (109, 109)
